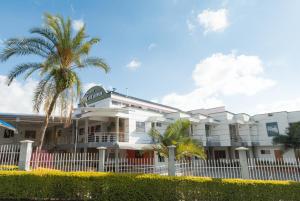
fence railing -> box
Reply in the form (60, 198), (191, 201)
(248, 158), (300, 181)
(88, 132), (129, 143)
(31, 152), (99, 172)
(0, 144), (20, 170)
(176, 159), (241, 178)
(1, 141), (300, 182)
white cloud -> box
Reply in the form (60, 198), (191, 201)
(0, 75), (37, 114)
(126, 58), (141, 70)
(198, 8), (229, 33)
(148, 43), (157, 51)
(192, 53), (275, 96)
(161, 53), (275, 111)
(162, 89), (224, 111)
(256, 98), (300, 114)
(72, 19), (84, 31)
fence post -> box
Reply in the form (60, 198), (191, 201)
(18, 140), (34, 171)
(97, 147), (106, 172)
(168, 145), (176, 176)
(236, 147), (250, 179)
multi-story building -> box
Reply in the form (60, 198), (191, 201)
(0, 85), (299, 160)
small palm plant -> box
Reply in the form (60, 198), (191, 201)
(273, 122), (300, 158)
(0, 13), (109, 150)
(149, 119), (206, 160)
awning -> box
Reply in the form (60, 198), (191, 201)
(0, 119), (18, 133)
(116, 142), (154, 150)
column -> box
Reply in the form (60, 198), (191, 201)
(168, 145), (176, 176)
(97, 147), (106, 172)
(84, 118), (89, 153)
(236, 147), (250, 179)
(18, 140), (34, 171)
(115, 117), (119, 142)
(115, 149), (119, 172)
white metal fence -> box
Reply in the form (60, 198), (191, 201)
(0, 144), (20, 170)
(31, 152), (99, 172)
(248, 158), (300, 181)
(1, 141), (300, 182)
(176, 159), (241, 178)
(28, 152), (300, 182)
(30, 151), (168, 174)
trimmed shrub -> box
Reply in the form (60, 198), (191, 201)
(0, 171), (299, 201)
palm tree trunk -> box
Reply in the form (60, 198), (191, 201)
(37, 93), (60, 151)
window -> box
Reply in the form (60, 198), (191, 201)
(151, 122), (155, 128)
(205, 125), (211, 137)
(79, 128), (84, 135)
(3, 129), (14, 138)
(214, 150), (226, 159)
(95, 125), (101, 132)
(266, 122), (279, 136)
(261, 150), (271, 155)
(158, 154), (165, 162)
(25, 130), (36, 139)
(156, 122), (162, 127)
(136, 121), (145, 132)
(229, 124), (238, 136)
(190, 125), (194, 135)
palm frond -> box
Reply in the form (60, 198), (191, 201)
(77, 57), (110, 72)
(7, 63), (42, 85)
(30, 27), (58, 45)
(33, 74), (53, 112)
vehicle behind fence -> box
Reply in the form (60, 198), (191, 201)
(0, 141), (300, 182)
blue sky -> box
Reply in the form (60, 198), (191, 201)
(0, 0), (300, 114)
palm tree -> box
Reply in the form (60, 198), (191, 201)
(149, 119), (206, 160)
(0, 13), (109, 150)
(273, 122), (300, 158)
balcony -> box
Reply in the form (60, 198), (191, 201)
(230, 134), (253, 146)
(88, 132), (129, 143)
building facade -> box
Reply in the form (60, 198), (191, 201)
(0, 85), (299, 160)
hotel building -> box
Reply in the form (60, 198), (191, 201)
(0, 85), (298, 160)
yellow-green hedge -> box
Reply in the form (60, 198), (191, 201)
(0, 171), (299, 201)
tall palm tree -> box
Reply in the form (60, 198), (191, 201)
(273, 122), (300, 158)
(149, 119), (206, 160)
(0, 13), (109, 150)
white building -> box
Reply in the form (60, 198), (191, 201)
(0, 85), (299, 160)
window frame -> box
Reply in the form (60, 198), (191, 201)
(266, 122), (279, 137)
(24, 130), (36, 139)
(136, 121), (146, 132)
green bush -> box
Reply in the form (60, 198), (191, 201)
(0, 171), (299, 201)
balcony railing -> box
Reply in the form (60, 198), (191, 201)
(88, 132), (129, 143)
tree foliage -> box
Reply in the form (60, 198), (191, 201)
(273, 122), (300, 157)
(0, 13), (109, 149)
(149, 119), (206, 160)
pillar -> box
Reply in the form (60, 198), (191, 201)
(115, 117), (119, 142)
(84, 118), (88, 153)
(97, 147), (106, 172)
(168, 145), (176, 176)
(236, 147), (250, 179)
(18, 140), (34, 171)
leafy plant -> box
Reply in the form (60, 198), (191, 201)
(149, 119), (206, 160)
(273, 122), (300, 158)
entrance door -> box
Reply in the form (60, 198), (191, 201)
(274, 150), (283, 160)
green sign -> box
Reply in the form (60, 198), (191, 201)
(80, 86), (110, 106)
